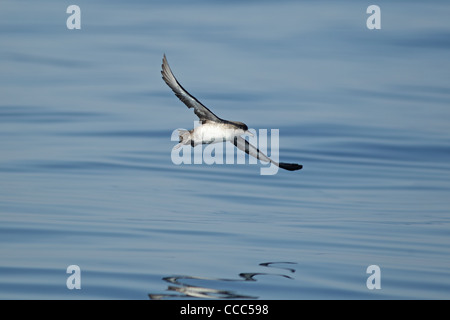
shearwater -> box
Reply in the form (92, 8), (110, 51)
(161, 54), (302, 171)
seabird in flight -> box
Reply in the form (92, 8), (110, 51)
(161, 54), (302, 171)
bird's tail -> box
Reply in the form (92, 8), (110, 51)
(173, 129), (192, 150)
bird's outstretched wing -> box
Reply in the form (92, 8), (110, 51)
(161, 54), (222, 122)
(232, 136), (302, 171)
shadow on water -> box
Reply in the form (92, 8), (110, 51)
(148, 262), (297, 300)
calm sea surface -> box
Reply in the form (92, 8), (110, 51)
(1, 0), (450, 299)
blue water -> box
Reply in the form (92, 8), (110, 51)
(1, 0), (450, 299)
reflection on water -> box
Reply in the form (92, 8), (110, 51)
(148, 262), (297, 300)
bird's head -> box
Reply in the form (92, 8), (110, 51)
(232, 121), (254, 137)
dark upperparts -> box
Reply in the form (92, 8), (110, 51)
(226, 120), (248, 130)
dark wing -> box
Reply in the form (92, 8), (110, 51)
(277, 162), (303, 171)
(232, 136), (302, 171)
(161, 54), (222, 122)
(233, 136), (272, 163)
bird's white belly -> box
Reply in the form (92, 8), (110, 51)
(192, 123), (238, 144)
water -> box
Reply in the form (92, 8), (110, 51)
(1, 0), (450, 300)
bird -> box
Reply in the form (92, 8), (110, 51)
(161, 54), (302, 171)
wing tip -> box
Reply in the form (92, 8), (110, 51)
(278, 163), (303, 171)
(161, 53), (168, 75)
(161, 54), (176, 87)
